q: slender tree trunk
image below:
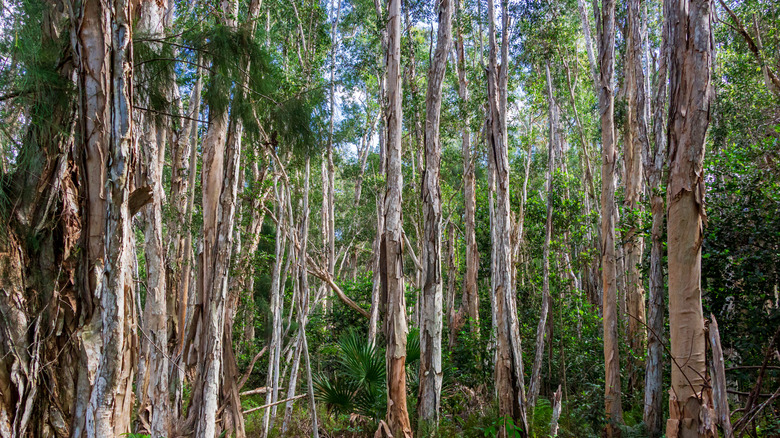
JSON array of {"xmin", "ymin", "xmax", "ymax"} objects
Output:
[
  {"xmin": 561, "ymin": 57, "xmax": 600, "ymax": 308},
  {"xmin": 283, "ymin": 157, "xmax": 313, "ymax": 434},
  {"xmin": 264, "ymin": 175, "xmax": 288, "ymax": 437},
  {"xmin": 576, "ymin": 0, "xmax": 599, "ymax": 87},
  {"xmin": 529, "ymin": 62, "xmax": 558, "ymax": 412},
  {"xmin": 455, "ymin": 0, "xmax": 480, "ymax": 339},
  {"xmin": 625, "ymin": 0, "xmax": 649, "ymax": 393},
  {"xmin": 369, "ymin": 0, "xmax": 389, "ymax": 345},
  {"xmin": 170, "ymin": 55, "xmax": 202, "ymax": 417},
  {"xmin": 324, "ymin": 0, "xmax": 341, "ymax": 308},
  {"xmin": 418, "ymin": 0, "xmax": 452, "ymax": 428},
  {"xmin": 446, "ymin": 223, "xmax": 459, "ymax": 348},
  {"xmin": 666, "ymin": 0, "xmax": 715, "ymax": 435},
  {"xmin": 596, "ymin": 0, "xmax": 624, "ymax": 432},
  {"xmin": 643, "ymin": 0, "xmax": 670, "ymax": 434},
  {"xmin": 383, "ymin": 0, "xmax": 413, "ymax": 433},
  {"xmin": 487, "ymin": 0, "xmax": 529, "ymax": 434}
]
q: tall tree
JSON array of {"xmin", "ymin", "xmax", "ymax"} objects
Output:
[
  {"xmin": 454, "ymin": 0, "xmax": 480, "ymax": 341},
  {"xmin": 665, "ymin": 0, "xmax": 716, "ymax": 434},
  {"xmin": 76, "ymin": 0, "xmax": 139, "ymax": 435},
  {"xmin": 418, "ymin": 0, "xmax": 452, "ymax": 428},
  {"xmin": 184, "ymin": 1, "xmax": 255, "ymax": 434},
  {"xmin": 528, "ymin": 61, "xmax": 558, "ymax": 412},
  {"xmin": 134, "ymin": 1, "xmax": 171, "ymax": 435},
  {"xmin": 382, "ymin": 0, "xmax": 413, "ymax": 434},
  {"xmin": 595, "ymin": 0, "xmax": 624, "ymax": 432},
  {"xmin": 624, "ymin": 0, "xmax": 649, "ymax": 391},
  {"xmin": 643, "ymin": 0, "xmax": 670, "ymax": 434},
  {"xmin": 486, "ymin": 0, "xmax": 528, "ymax": 434}
]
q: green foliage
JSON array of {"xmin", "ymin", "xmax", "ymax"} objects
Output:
[{"xmin": 313, "ymin": 331, "xmax": 386, "ymax": 420}]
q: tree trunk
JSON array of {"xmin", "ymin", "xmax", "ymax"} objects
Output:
[
  {"xmin": 383, "ymin": 0, "xmax": 413, "ymax": 433},
  {"xmin": 369, "ymin": 0, "xmax": 389, "ymax": 347},
  {"xmin": 624, "ymin": 0, "xmax": 649, "ymax": 393},
  {"xmin": 529, "ymin": 62, "xmax": 558, "ymax": 412},
  {"xmin": 487, "ymin": 0, "xmax": 529, "ymax": 434},
  {"xmin": 596, "ymin": 0, "xmax": 624, "ymax": 432},
  {"xmin": 324, "ymin": 0, "xmax": 341, "ymax": 314},
  {"xmin": 0, "ymin": 3, "xmax": 83, "ymax": 435},
  {"xmin": 665, "ymin": 0, "xmax": 715, "ymax": 434},
  {"xmin": 76, "ymin": 1, "xmax": 139, "ymax": 435},
  {"xmin": 643, "ymin": 0, "xmax": 670, "ymax": 433},
  {"xmin": 283, "ymin": 157, "xmax": 313, "ymax": 435},
  {"xmin": 576, "ymin": 0, "xmax": 599, "ymax": 87},
  {"xmin": 170, "ymin": 55, "xmax": 202, "ymax": 418},
  {"xmin": 446, "ymin": 223, "xmax": 460, "ymax": 348},
  {"xmin": 455, "ymin": 0, "xmax": 480, "ymax": 339},
  {"xmin": 134, "ymin": 1, "xmax": 171, "ymax": 435},
  {"xmin": 264, "ymin": 176, "xmax": 289, "ymax": 437},
  {"xmin": 418, "ymin": 0, "xmax": 452, "ymax": 429}
]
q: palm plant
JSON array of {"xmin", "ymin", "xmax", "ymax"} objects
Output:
[{"xmin": 313, "ymin": 332, "xmax": 386, "ymax": 420}]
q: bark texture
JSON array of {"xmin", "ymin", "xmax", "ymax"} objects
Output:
[
  {"xmin": 486, "ymin": 0, "xmax": 528, "ymax": 434},
  {"xmin": 596, "ymin": 0, "xmax": 624, "ymax": 432},
  {"xmin": 643, "ymin": 0, "xmax": 670, "ymax": 433},
  {"xmin": 455, "ymin": 0, "xmax": 479, "ymax": 341},
  {"xmin": 134, "ymin": 1, "xmax": 171, "ymax": 435},
  {"xmin": 78, "ymin": 0, "xmax": 139, "ymax": 435},
  {"xmin": 417, "ymin": 0, "xmax": 452, "ymax": 428},
  {"xmin": 382, "ymin": 0, "xmax": 412, "ymax": 434},
  {"xmin": 0, "ymin": 3, "xmax": 81, "ymax": 436},
  {"xmin": 624, "ymin": 0, "xmax": 648, "ymax": 392},
  {"xmin": 665, "ymin": 0, "xmax": 716, "ymax": 435}
]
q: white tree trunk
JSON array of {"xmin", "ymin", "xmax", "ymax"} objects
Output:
[{"xmin": 418, "ymin": 0, "xmax": 452, "ymax": 428}]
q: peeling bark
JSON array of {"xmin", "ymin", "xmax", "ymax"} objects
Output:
[
  {"xmin": 454, "ymin": 0, "xmax": 479, "ymax": 340},
  {"xmin": 643, "ymin": 0, "xmax": 670, "ymax": 433},
  {"xmin": 624, "ymin": 0, "xmax": 649, "ymax": 393},
  {"xmin": 596, "ymin": 0, "xmax": 624, "ymax": 431},
  {"xmin": 382, "ymin": 0, "xmax": 412, "ymax": 433},
  {"xmin": 665, "ymin": 0, "xmax": 716, "ymax": 434},
  {"xmin": 417, "ymin": 0, "xmax": 452, "ymax": 428},
  {"xmin": 486, "ymin": 0, "xmax": 528, "ymax": 434},
  {"xmin": 134, "ymin": 1, "xmax": 171, "ymax": 435},
  {"xmin": 78, "ymin": 0, "xmax": 139, "ymax": 435}
]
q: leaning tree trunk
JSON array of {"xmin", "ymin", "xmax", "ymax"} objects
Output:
[
  {"xmin": 382, "ymin": 0, "xmax": 413, "ymax": 434},
  {"xmin": 643, "ymin": 0, "xmax": 670, "ymax": 434},
  {"xmin": 487, "ymin": 0, "xmax": 528, "ymax": 434},
  {"xmin": 665, "ymin": 0, "xmax": 716, "ymax": 435},
  {"xmin": 418, "ymin": 0, "xmax": 452, "ymax": 429},
  {"xmin": 624, "ymin": 0, "xmax": 649, "ymax": 393}
]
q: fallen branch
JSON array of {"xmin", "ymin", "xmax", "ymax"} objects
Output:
[
  {"xmin": 307, "ymin": 255, "xmax": 370, "ymax": 319},
  {"xmin": 238, "ymin": 346, "xmax": 268, "ymax": 391},
  {"xmin": 240, "ymin": 387, "xmax": 273, "ymax": 397},
  {"xmin": 727, "ymin": 390, "xmax": 776, "ymax": 398},
  {"xmin": 242, "ymin": 394, "xmax": 307, "ymax": 416},
  {"xmin": 402, "ymin": 231, "xmax": 422, "ymax": 274}
]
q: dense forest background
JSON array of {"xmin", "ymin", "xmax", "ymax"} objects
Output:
[{"xmin": 0, "ymin": 0, "xmax": 778, "ymax": 436}]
